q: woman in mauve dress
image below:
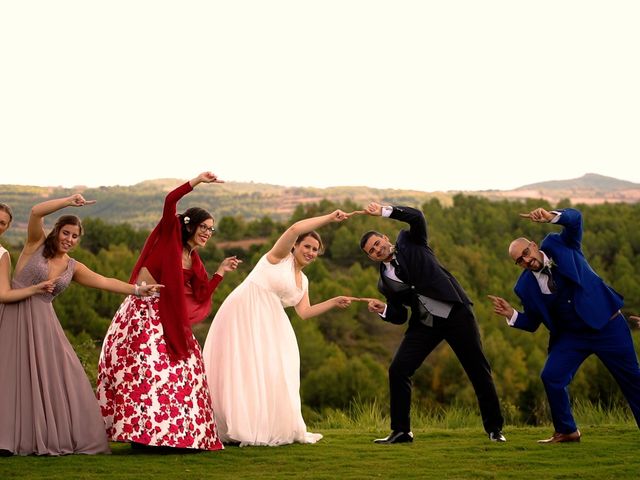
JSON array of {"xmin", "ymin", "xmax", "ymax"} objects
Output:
[{"xmin": 0, "ymin": 196, "xmax": 160, "ymax": 456}]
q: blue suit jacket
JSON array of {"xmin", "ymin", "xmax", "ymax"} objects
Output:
[{"xmin": 512, "ymin": 208, "xmax": 623, "ymax": 334}]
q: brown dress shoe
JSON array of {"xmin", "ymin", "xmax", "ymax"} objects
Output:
[{"xmin": 537, "ymin": 429, "xmax": 581, "ymax": 444}]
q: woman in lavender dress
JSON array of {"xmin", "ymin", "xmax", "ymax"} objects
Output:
[{"xmin": 0, "ymin": 195, "xmax": 159, "ymax": 456}]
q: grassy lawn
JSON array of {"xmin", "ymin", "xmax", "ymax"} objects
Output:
[{"xmin": 1, "ymin": 425, "xmax": 638, "ymax": 480}]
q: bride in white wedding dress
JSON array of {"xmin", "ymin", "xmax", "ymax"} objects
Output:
[{"xmin": 202, "ymin": 209, "xmax": 357, "ymax": 446}]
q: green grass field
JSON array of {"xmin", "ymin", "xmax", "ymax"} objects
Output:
[{"xmin": 2, "ymin": 425, "xmax": 638, "ymax": 480}]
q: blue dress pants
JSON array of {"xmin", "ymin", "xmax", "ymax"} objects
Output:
[{"xmin": 541, "ymin": 314, "xmax": 640, "ymax": 433}]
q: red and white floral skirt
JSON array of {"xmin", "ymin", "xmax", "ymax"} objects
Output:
[{"xmin": 96, "ymin": 295, "xmax": 223, "ymax": 451}]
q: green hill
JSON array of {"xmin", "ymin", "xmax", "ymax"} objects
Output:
[{"xmin": 0, "ymin": 180, "xmax": 449, "ymax": 242}]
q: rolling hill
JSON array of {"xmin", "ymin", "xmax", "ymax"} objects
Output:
[
  {"xmin": 474, "ymin": 173, "xmax": 640, "ymax": 204},
  {"xmin": 1, "ymin": 173, "xmax": 638, "ymax": 242}
]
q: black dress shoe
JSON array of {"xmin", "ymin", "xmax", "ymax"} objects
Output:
[
  {"xmin": 488, "ymin": 430, "xmax": 507, "ymax": 442},
  {"xmin": 373, "ymin": 431, "xmax": 414, "ymax": 444}
]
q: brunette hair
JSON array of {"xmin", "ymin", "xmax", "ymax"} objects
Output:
[
  {"xmin": 359, "ymin": 230, "xmax": 383, "ymax": 250},
  {"xmin": 0, "ymin": 203, "xmax": 13, "ymax": 223},
  {"xmin": 293, "ymin": 231, "xmax": 324, "ymax": 255},
  {"xmin": 42, "ymin": 215, "xmax": 83, "ymax": 259},
  {"xmin": 177, "ymin": 207, "xmax": 213, "ymax": 248}
]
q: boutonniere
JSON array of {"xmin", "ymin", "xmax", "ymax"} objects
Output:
[{"xmin": 547, "ymin": 258, "xmax": 556, "ymax": 269}]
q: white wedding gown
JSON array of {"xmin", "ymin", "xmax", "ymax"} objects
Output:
[{"xmin": 202, "ymin": 253, "xmax": 322, "ymax": 446}]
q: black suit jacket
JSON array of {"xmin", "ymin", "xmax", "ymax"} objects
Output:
[{"xmin": 378, "ymin": 206, "xmax": 471, "ymax": 325}]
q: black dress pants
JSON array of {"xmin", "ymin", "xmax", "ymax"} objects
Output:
[{"xmin": 388, "ymin": 303, "xmax": 504, "ymax": 433}]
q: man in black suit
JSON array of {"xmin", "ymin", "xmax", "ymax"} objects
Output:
[{"xmin": 360, "ymin": 202, "xmax": 505, "ymax": 444}]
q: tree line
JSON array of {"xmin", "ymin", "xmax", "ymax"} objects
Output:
[{"xmin": 4, "ymin": 195, "xmax": 639, "ymax": 425}]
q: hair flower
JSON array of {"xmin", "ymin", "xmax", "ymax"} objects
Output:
[{"xmin": 183, "ymin": 216, "xmax": 190, "ymax": 224}]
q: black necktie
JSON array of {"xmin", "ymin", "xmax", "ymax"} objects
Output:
[
  {"xmin": 390, "ymin": 258, "xmax": 402, "ymax": 281},
  {"xmin": 540, "ymin": 266, "xmax": 556, "ymax": 293}
]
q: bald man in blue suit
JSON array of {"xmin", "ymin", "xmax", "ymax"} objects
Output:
[{"xmin": 489, "ymin": 207, "xmax": 640, "ymax": 443}]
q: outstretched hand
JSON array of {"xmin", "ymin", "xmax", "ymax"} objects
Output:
[
  {"xmin": 629, "ymin": 315, "xmax": 640, "ymax": 327},
  {"xmin": 364, "ymin": 202, "xmax": 383, "ymax": 216},
  {"xmin": 487, "ymin": 295, "xmax": 514, "ymax": 319},
  {"xmin": 345, "ymin": 210, "xmax": 366, "ymax": 217},
  {"xmin": 357, "ymin": 297, "xmax": 386, "ymax": 314},
  {"xmin": 329, "ymin": 209, "xmax": 351, "ymax": 222},
  {"xmin": 196, "ymin": 171, "xmax": 225, "ymax": 184},
  {"xmin": 519, "ymin": 207, "xmax": 554, "ymax": 223},
  {"xmin": 138, "ymin": 282, "xmax": 164, "ymax": 297},
  {"xmin": 68, "ymin": 194, "xmax": 96, "ymax": 207},
  {"xmin": 218, "ymin": 255, "xmax": 243, "ymax": 273},
  {"xmin": 35, "ymin": 278, "xmax": 59, "ymax": 294},
  {"xmin": 332, "ymin": 296, "xmax": 360, "ymax": 309}
]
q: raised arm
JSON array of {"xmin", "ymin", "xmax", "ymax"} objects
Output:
[
  {"xmin": 365, "ymin": 202, "xmax": 427, "ymax": 244},
  {"xmin": 26, "ymin": 194, "xmax": 96, "ymax": 248},
  {"xmin": 519, "ymin": 207, "xmax": 582, "ymax": 250},
  {"xmin": 267, "ymin": 209, "xmax": 349, "ymax": 263},
  {"xmin": 162, "ymin": 172, "xmax": 224, "ymax": 220}
]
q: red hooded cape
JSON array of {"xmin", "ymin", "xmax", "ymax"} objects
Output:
[{"xmin": 129, "ymin": 182, "xmax": 222, "ymax": 361}]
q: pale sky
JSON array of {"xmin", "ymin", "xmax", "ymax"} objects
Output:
[{"xmin": 1, "ymin": 1, "xmax": 639, "ymax": 192}]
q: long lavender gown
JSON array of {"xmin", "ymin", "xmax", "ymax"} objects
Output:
[{"xmin": 0, "ymin": 245, "xmax": 110, "ymax": 455}]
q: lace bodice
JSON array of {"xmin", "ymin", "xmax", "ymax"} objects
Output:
[
  {"xmin": 245, "ymin": 254, "xmax": 308, "ymax": 308},
  {"xmin": 11, "ymin": 245, "xmax": 76, "ymax": 302}
]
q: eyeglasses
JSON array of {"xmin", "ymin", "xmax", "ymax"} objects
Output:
[
  {"xmin": 515, "ymin": 243, "xmax": 532, "ymax": 266},
  {"xmin": 197, "ymin": 224, "xmax": 216, "ymax": 235}
]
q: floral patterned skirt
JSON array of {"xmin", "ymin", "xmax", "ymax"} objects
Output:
[{"xmin": 96, "ymin": 295, "xmax": 222, "ymax": 451}]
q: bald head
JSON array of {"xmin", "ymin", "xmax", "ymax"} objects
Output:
[
  {"xmin": 508, "ymin": 237, "xmax": 530, "ymax": 258},
  {"xmin": 509, "ymin": 237, "xmax": 544, "ymax": 271}
]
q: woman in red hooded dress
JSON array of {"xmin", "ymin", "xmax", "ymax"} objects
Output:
[{"xmin": 96, "ymin": 171, "xmax": 240, "ymax": 451}]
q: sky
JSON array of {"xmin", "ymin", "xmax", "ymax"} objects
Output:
[{"xmin": 1, "ymin": 1, "xmax": 639, "ymax": 192}]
